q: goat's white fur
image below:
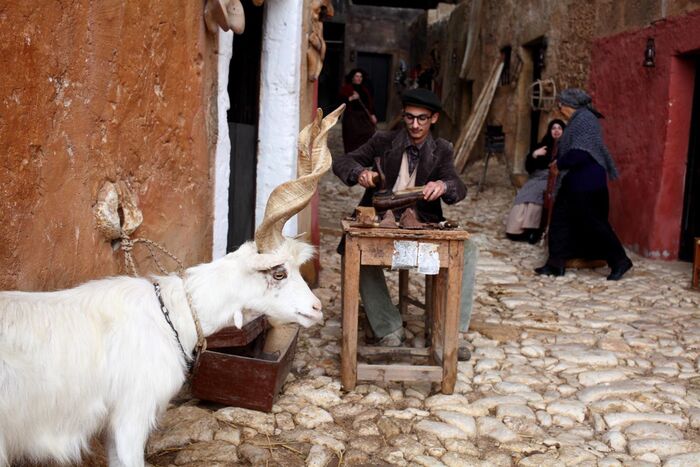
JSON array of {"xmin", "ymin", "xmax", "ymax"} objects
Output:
[{"xmin": 0, "ymin": 239, "xmax": 321, "ymax": 466}]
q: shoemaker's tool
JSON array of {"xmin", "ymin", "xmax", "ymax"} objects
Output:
[{"xmin": 371, "ymin": 156, "xmax": 425, "ymax": 212}]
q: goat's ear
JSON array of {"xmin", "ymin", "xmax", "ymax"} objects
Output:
[
  {"xmin": 233, "ymin": 308, "xmax": 244, "ymax": 329},
  {"xmin": 249, "ymin": 252, "xmax": 285, "ymax": 271}
]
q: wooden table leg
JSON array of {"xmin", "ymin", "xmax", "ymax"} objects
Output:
[
  {"xmin": 399, "ymin": 269, "xmax": 409, "ymax": 317},
  {"xmin": 341, "ymin": 236, "xmax": 361, "ymax": 391},
  {"xmin": 424, "ymin": 275, "xmax": 434, "ymax": 341},
  {"xmin": 442, "ymin": 241, "xmax": 464, "ymax": 394},
  {"xmin": 431, "ymin": 269, "xmax": 446, "ymax": 365}
]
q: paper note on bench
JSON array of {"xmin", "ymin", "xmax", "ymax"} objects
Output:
[
  {"xmin": 417, "ymin": 243, "xmax": 440, "ymax": 275},
  {"xmin": 391, "ymin": 241, "xmax": 440, "ymax": 275},
  {"xmin": 392, "ymin": 241, "xmax": 418, "ymax": 269}
]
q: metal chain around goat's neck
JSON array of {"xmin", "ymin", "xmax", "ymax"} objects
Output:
[{"xmin": 120, "ymin": 233, "xmax": 207, "ymax": 367}]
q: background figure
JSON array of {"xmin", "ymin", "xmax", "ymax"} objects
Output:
[
  {"xmin": 339, "ymin": 68, "xmax": 377, "ymax": 153},
  {"xmin": 506, "ymin": 119, "xmax": 566, "ymax": 244},
  {"xmin": 535, "ymin": 88, "xmax": 633, "ymax": 280}
]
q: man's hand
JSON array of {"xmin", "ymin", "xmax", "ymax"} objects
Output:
[
  {"xmin": 349, "ymin": 91, "xmax": 359, "ymax": 101},
  {"xmin": 358, "ymin": 169, "xmax": 378, "ymax": 188},
  {"xmin": 423, "ymin": 180, "xmax": 446, "ymax": 201},
  {"xmin": 370, "ymin": 114, "xmax": 378, "ymax": 125}
]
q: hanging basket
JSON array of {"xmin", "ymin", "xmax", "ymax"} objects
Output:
[{"xmin": 529, "ymin": 79, "xmax": 557, "ymax": 111}]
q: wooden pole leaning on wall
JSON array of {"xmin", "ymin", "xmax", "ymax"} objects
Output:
[{"xmin": 453, "ymin": 60, "xmax": 504, "ymax": 174}]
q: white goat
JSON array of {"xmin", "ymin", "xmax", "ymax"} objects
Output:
[{"xmin": 0, "ymin": 106, "xmax": 344, "ymax": 467}]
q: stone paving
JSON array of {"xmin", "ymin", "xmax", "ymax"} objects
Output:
[{"xmin": 146, "ymin": 127, "xmax": 700, "ymax": 466}]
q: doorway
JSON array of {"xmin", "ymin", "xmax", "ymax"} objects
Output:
[
  {"xmin": 318, "ymin": 22, "xmax": 345, "ymax": 117},
  {"xmin": 226, "ymin": 0, "xmax": 263, "ymax": 252},
  {"xmin": 357, "ymin": 52, "xmax": 392, "ymax": 122},
  {"xmin": 524, "ymin": 37, "xmax": 547, "ymax": 151},
  {"xmin": 680, "ymin": 57, "xmax": 700, "ymax": 261}
]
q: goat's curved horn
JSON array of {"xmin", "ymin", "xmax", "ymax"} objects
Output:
[{"xmin": 255, "ymin": 104, "xmax": 345, "ymax": 253}]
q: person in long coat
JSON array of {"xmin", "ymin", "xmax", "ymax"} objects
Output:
[
  {"xmin": 535, "ymin": 88, "xmax": 633, "ymax": 280},
  {"xmin": 339, "ymin": 68, "xmax": 377, "ymax": 153}
]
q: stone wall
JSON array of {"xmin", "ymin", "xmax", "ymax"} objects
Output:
[
  {"xmin": 344, "ymin": 4, "xmax": 423, "ymax": 121},
  {"xmin": 424, "ymin": 0, "xmax": 700, "ymax": 174},
  {"xmin": 430, "ymin": 0, "xmax": 598, "ymax": 171},
  {"xmin": 0, "ymin": 2, "xmax": 217, "ymax": 290}
]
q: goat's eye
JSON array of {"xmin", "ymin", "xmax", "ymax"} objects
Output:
[{"xmin": 270, "ymin": 266, "xmax": 287, "ymax": 281}]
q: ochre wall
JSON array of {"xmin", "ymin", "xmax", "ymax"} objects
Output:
[
  {"xmin": 0, "ymin": 2, "xmax": 217, "ymax": 290},
  {"xmin": 589, "ymin": 10, "xmax": 700, "ymax": 259},
  {"xmin": 431, "ymin": 0, "xmax": 598, "ymax": 171},
  {"xmin": 426, "ymin": 0, "xmax": 700, "ymax": 174}
]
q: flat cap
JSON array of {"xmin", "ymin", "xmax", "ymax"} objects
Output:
[{"xmin": 401, "ymin": 88, "xmax": 442, "ymax": 112}]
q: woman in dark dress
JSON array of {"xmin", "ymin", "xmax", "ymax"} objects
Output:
[
  {"xmin": 535, "ymin": 88, "xmax": 633, "ymax": 281},
  {"xmin": 506, "ymin": 119, "xmax": 565, "ymax": 243},
  {"xmin": 339, "ymin": 68, "xmax": 377, "ymax": 153}
]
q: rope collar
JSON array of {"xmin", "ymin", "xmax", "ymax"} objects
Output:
[
  {"xmin": 153, "ymin": 281, "xmax": 193, "ymax": 371},
  {"xmin": 121, "ymin": 233, "xmax": 207, "ymax": 375}
]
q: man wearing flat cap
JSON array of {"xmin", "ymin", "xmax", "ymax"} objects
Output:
[{"xmin": 333, "ymin": 88, "xmax": 476, "ymax": 349}]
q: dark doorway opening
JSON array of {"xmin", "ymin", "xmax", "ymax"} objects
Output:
[
  {"xmin": 318, "ymin": 22, "xmax": 345, "ymax": 117},
  {"xmin": 357, "ymin": 52, "xmax": 392, "ymax": 122},
  {"xmin": 524, "ymin": 37, "xmax": 547, "ymax": 151},
  {"xmin": 226, "ymin": 1, "xmax": 263, "ymax": 252},
  {"xmin": 680, "ymin": 57, "xmax": 700, "ymax": 261}
]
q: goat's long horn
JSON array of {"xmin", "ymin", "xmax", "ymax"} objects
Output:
[{"xmin": 255, "ymin": 104, "xmax": 345, "ymax": 253}]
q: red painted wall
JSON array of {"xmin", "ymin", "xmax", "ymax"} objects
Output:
[{"xmin": 588, "ymin": 10, "xmax": 700, "ymax": 260}]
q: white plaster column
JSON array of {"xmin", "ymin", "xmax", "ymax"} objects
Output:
[
  {"xmin": 255, "ymin": 0, "xmax": 304, "ymax": 235},
  {"xmin": 212, "ymin": 29, "xmax": 234, "ymax": 259}
]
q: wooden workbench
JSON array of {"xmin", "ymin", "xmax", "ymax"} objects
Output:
[{"xmin": 340, "ymin": 220, "xmax": 470, "ymax": 394}]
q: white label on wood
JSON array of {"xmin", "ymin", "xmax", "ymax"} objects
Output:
[
  {"xmin": 417, "ymin": 243, "xmax": 440, "ymax": 275},
  {"xmin": 392, "ymin": 240, "xmax": 418, "ymax": 269}
]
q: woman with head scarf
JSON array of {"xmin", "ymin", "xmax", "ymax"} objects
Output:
[
  {"xmin": 339, "ymin": 68, "xmax": 377, "ymax": 153},
  {"xmin": 506, "ymin": 118, "xmax": 566, "ymax": 244},
  {"xmin": 535, "ymin": 88, "xmax": 633, "ymax": 280}
]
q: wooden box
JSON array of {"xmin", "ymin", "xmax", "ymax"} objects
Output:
[{"xmin": 191, "ymin": 320, "xmax": 299, "ymax": 413}]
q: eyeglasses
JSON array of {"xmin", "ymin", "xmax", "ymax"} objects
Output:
[{"xmin": 403, "ymin": 112, "xmax": 433, "ymax": 124}]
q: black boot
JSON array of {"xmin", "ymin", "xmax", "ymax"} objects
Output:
[
  {"xmin": 506, "ymin": 232, "xmax": 527, "ymax": 242},
  {"xmin": 607, "ymin": 258, "xmax": 633, "ymax": 281},
  {"xmin": 526, "ymin": 229, "xmax": 542, "ymax": 244},
  {"xmin": 534, "ymin": 264, "xmax": 565, "ymax": 276}
]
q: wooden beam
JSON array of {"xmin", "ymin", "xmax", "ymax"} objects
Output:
[{"xmin": 357, "ymin": 364, "xmax": 443, "ymax": 382}]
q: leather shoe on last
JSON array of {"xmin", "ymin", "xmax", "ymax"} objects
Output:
[
  {"xmin": 607, "ymin": 258, "xmax": 633, "ymax": 281},
  {"xmin": 534, "ymin": 264, "xmax": 565, "ymax": 277}
]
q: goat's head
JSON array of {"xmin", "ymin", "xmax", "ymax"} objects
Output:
[
  {"xmin": 228, "ymin": 238, "xmax": 321, "ymax": 328},
  {"xmin": 206, "ymin": 105, "xmax": 344, "ymax": 331}
]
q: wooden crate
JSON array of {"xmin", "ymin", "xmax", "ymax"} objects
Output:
[{"xmin": 191, "ymin": 324, "xmax": 299, "ymax": 412}]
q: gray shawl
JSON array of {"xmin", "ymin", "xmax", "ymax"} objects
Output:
[{"xmin": 558, "ymin": 107, "xmax": 619, "ymax": 180}]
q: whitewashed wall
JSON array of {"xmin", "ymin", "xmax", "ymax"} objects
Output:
[
  {"xmin": 213, "ymin": 1, "xmax": 304, "ymax": 258},
  {"xmin": 212, "ymin": 29, "xmax": 234, "ymax": 259},
  {"xmin": 255, "ymin": 0, "xmax": 304, "ymax": 235}
]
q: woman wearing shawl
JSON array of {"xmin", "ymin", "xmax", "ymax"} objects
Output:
[
  {"xmin": 340, "ymin": 68, "xmax": 377, "ymax": 153},
  {"xmin": 535, "ymin": 89, "xmax": 633, "ymax": 280},
  {"xmin": 506, "ymin": 119, "xmax": 566, "ymax": 244}
]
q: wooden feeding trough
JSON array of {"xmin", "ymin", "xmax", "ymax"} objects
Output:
[{"xmin": 191, "ymin": 316, "xmax": 299, "ymax": 412}]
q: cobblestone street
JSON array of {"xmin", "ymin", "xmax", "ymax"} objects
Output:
[{"xmin": 146, "ymin": 127, "xmax": 700, "ymax": 466}]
